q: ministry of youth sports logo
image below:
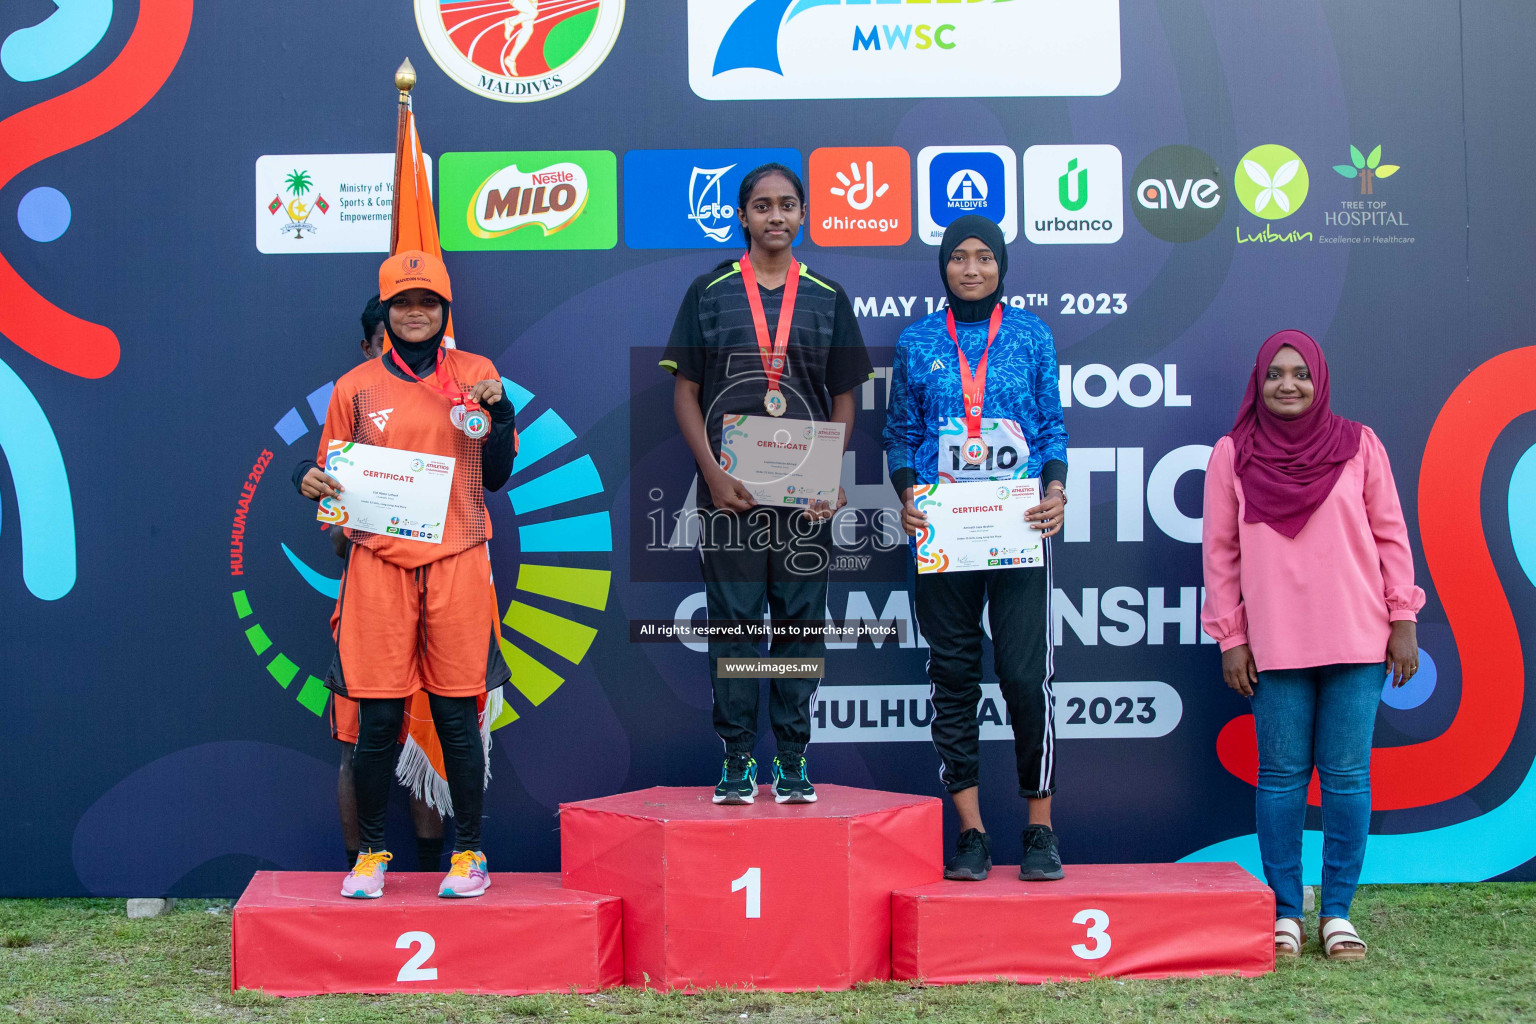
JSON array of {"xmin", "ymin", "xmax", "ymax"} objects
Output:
[{"xmin": 416, "ymin": 0, "xmax": 625, "ymax": 104}]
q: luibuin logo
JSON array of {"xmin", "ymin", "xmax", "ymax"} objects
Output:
[
  {"xmin": 1234, "ymin": 145, "xmax": 1309, "ymax": 219},
  {"xmin": 1059, "ymin": 159, "xmax": 1088, "ymax": 212},
  {"xmin": 1334, "ymin": 144, "xmax": 1399, "ymax": 195}
]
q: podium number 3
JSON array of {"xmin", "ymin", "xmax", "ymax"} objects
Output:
[
  {"xmin": 731, "ymin": 867, "xmax": 762, "ymax": 918},
  {"xmin": 396, "ymin": 931, "xmax": 439, "ymax": 982},
  {"xmin": 1071, "ymin": 909, "xmax": 1111, "ymax": 960}
]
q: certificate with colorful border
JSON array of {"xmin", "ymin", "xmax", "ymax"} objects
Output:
[
  {"xmin": 913, "ymin": 478, "xmax": 1043, "ymax": 573},
  {"xmin": 317, "ymin": 440, "xmax": 455, "ymax": 544}
]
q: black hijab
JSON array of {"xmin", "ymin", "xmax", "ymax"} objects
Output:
[
  {"xmin": 939, "ymin": 215, "xmax": 1008, "ymax": 323},
  {"xmin": 383, "ymin": 295, "xmax": 452, "ymax": 375}
]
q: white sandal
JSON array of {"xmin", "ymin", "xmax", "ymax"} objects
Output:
[
  {"xmin": 1320, "ymin": 917, "xmax": 1367, "ymax": 961},
  {"xmin": 1274, "ymin": 917, "xmax": 1303, "ymax": 957}
]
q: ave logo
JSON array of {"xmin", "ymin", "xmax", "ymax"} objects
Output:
[
  {"xmin": 1024, "ymin": 145, "xmax": 1123, "ymax": 244},
  {"xmin": 1130, "ymin": 145, "xmax": 1226, "ymax": 242},
  {"xmin": 809, "ymin": 147, "xmax": 911, "ymax": 246}
]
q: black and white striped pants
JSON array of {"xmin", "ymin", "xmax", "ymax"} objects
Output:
[{"xmin": 914, "ymin": 541, "xmax": 1055, "ymax": 798}]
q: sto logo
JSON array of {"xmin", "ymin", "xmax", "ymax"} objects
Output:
[
  {"xmin": 0, "ymin": 1, "xmax": 193, "ymax": 601},
  {"xmin": 1216, "ymin": 347, "xmax": 1536, "ymax": 814}
]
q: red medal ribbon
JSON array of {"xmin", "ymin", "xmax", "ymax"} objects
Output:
[
  {"xmin": 738, "ymin": 251, "xmax": 800, "ymax": 399},
  {"xmin": 947, "ymin": 304, "xmax": 1004, "ymax": 444},
  {"xmin": 389, "ymin": 347, "xmax": 479, "ymax": 413}
]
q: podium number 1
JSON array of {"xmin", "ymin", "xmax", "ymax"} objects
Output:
[
  {"xmin": 1071, "ymin": 909, "xmax": 1111, "ymax": 960},
  {"xmin": 396, "ymin": 931, "xmax": 439, "ymax": 982},
  {"xmin": 731, "ymin": 867, "xmax": 761, "ymax": 918}
]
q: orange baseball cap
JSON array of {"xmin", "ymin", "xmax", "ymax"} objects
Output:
[{"xmin": 379, "ymin": 249, "xmax": 452, "ymax": 302}]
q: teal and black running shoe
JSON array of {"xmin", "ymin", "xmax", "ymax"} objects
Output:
[
  {"xmin": 771, "ymin": 753, "xmax": 817, "ymax": 804},
  {"xmin": 713, "ymin": 754, "xmax": 758, "ymax": 805}
]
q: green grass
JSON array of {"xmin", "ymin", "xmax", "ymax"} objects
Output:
[{"xmin": 2, "ymin": 886, "xmax": 1534, "ymax": 1023}]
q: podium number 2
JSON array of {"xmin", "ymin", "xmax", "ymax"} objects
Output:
[
  {"xmin": 731, "ymin": 867, "xmax": 761, "ymax": 918},
  {"xmin": 396, "ymin": 931, "xmax": 439, "ymax": 982},
  {"xmin": 1071, "ymin": 909, "xmax": 1111, "ymax": 960}
]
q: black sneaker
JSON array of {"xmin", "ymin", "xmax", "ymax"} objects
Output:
[
  {"xmin": 712, "ymin": 754, "xmax": 758, "ymax": 805},
  {"xmin": 1019, "ymin": 824, "xmax": 1064, "ymax": 880},
  {"xmin": 771, "ymin": 753, "xmax": 817, "ymax": 803},
  {"xmin": 944, "ymin": 828, "xmax": 992, "ymax": 880}
]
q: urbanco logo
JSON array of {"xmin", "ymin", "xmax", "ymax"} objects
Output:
[
  {"xmin": 1129, "ymin": 145, "xmax": 1226, "ymax": 243},
  {"xmin": 623, "ymin": 148, "xmax": 803, "ymax": 249},
  {"xmin": 917, "ymin": 145, "xmax": 1017, "ymax": 245},
  {"xmin": 1234, "ymin": 145, "xmax": 1309, "ymax": 219},
  {"xmin": 1023, "ymin": 145, "xmax": 1123, "ymax": 244},
  {"xmin": 439, "ymin": 151, "xmax": 617, "ymax": 251},
  {"xmin": 416, "ymin": 0, "xmax": 625, "ymax": 103},
  {"xmin": 809, "ymin": 146, "xmax": 911, "ymax": 246},
  {"xmin": 687, "ymin": 0, "xmax": 1120, "ymax": 101}
]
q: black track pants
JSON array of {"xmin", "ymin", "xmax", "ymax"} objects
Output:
[
  {"xmin": 700, "ymin": 508, "xmax": 830, "ymax": 757},
  {"xmin": 914, "ymin": 541, "xmax": 1055, "ymax": 797},
  {"xmin": 353, "ymin": 693, "xmax": 484, "ymax": 852}
]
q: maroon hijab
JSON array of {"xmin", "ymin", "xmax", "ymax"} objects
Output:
[{"xmin": 1228, "ymin": 330, "xmax": 1363, "ymax": 539}]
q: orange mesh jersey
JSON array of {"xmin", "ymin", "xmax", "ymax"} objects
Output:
[{"xmin": 318, "ymin": 349, "xmax": 503, "ymax": 570}]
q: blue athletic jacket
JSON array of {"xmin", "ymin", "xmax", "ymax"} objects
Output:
[{"xmin": 883, "ymin": 305, "xmax": 1068, "ymax": 496}]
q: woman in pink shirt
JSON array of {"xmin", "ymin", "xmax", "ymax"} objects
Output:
[{"xmin": 1201, "ymin": 330, "xmax": 1424, "ymax": 961}]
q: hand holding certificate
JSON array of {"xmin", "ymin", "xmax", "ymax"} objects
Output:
[
  {"xmin": 913, "ymin": 478, "xmax": 1044, "ymax": 573},
  {"xmin": 317, "ymin": 440, "xmax": 455, "ymax": 543},
  {"xmin": 718, "ymin": 414, "xmax": 846, "ymax": 510}
]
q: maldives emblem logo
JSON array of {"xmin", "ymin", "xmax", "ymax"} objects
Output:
[
  {"xmin": 416, "ymin": 0, "xmax": 626, "ymax": 104},
  {"xmin": 268, "ymin": 169, "xmax": 329, "ymax": 240}
]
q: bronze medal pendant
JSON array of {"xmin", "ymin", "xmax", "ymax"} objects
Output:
[
  {"xmin": 961, "ymin": 436, "xmax": 989, "ymax": 466},
  {"xmin": 739, "ymin": 251, "xmax": 800, "ymax": 421}
]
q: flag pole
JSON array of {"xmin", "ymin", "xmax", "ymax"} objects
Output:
[{"xmin": 389, "ymin": 58, "xmax": 416, "ymax": 255}]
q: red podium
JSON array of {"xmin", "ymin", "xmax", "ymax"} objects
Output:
[
  {"xmin": 560, "ymin": 785, "xmax": 942, "ymax": 991},
  {"xmin": 231, "ymin": 872, "xmax": 622, "ymax": 995},
  {"xmin": 891, "ymin": 862, "xmax": 1274, "ymax": 984}
]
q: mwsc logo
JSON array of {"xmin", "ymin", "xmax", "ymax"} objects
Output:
[{"xmin": 688, "ymin": 0, "xmax": 1120, "ymax": 100}]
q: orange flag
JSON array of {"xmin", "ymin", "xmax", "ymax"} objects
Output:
[
  {"xmin": 387, "ymin": 65, "xmax": 504, "ymax": 813},
  {"xmin": 389, "ymin": 79, "xmax": 454, "ymax": 347}
]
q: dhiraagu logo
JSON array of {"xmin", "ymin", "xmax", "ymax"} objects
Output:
[
  {"xmin": 228, "ymin": 375, "xmax": 613, "ymax": 734},
  {"xmin": 688, "ymin": 0, "xmax": 1120, "ymax": 100}
]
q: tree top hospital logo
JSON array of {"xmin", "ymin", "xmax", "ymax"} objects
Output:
[
  {"xmin": 622, "ymin": 148, "xmax": 803, "ymax": 249},
  {"xmin": 1023, "ymin": 144, "xmax": 1123, "ymax": 245},
  {"xmin": 416, "ymin": 0, "xmax": 626, "ymax": 103},
  {"xmin": 1129, "ymin": 145, "xmax": 1226, "ymax": 243},
  {"xmin": 917, "ymin": 146, "xmax": 1017, "ymax": 245},
  {"xmin": 1234, "ymin": 144, "xmax": 1309, "ymax": 219},
  {"xmin": 687, "ymin": 0, "xmax": 1120, "ymax": 100}
]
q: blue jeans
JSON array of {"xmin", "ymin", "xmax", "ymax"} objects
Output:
[{"xmin": 1249, "ymin": 662, "xmax": 1382, "ymax": 920}]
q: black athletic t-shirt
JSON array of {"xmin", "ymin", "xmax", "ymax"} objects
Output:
[{"xmin": 662, "ymin": 258, "xmax": 873, "ymax": 508}]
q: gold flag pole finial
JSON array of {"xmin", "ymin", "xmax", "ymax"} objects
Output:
[{"xmin": 395, "ymin": 58, "xmax": 417, "ymax": 102}]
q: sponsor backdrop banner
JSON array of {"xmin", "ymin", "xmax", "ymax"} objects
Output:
[{"xmin": 2, "ymin": 0, "xmax": 1534, "ymax": 895}]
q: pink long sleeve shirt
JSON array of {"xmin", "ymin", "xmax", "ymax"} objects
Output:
[{"xmin": 1200, "ymin": 426, "xmax": 1426, "ymax": 672}]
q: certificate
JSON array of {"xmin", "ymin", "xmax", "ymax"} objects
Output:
[
  {"xmin": 316, "ymin": 440, "xmax": 456, "ymax": 544},
  {"xmin": 913, "ymin": 478, "xmax": 1044, "ymax": 573},
  {"xmin": 718, "ymin": 414, "xmax": 846, "ymax": 508}
]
